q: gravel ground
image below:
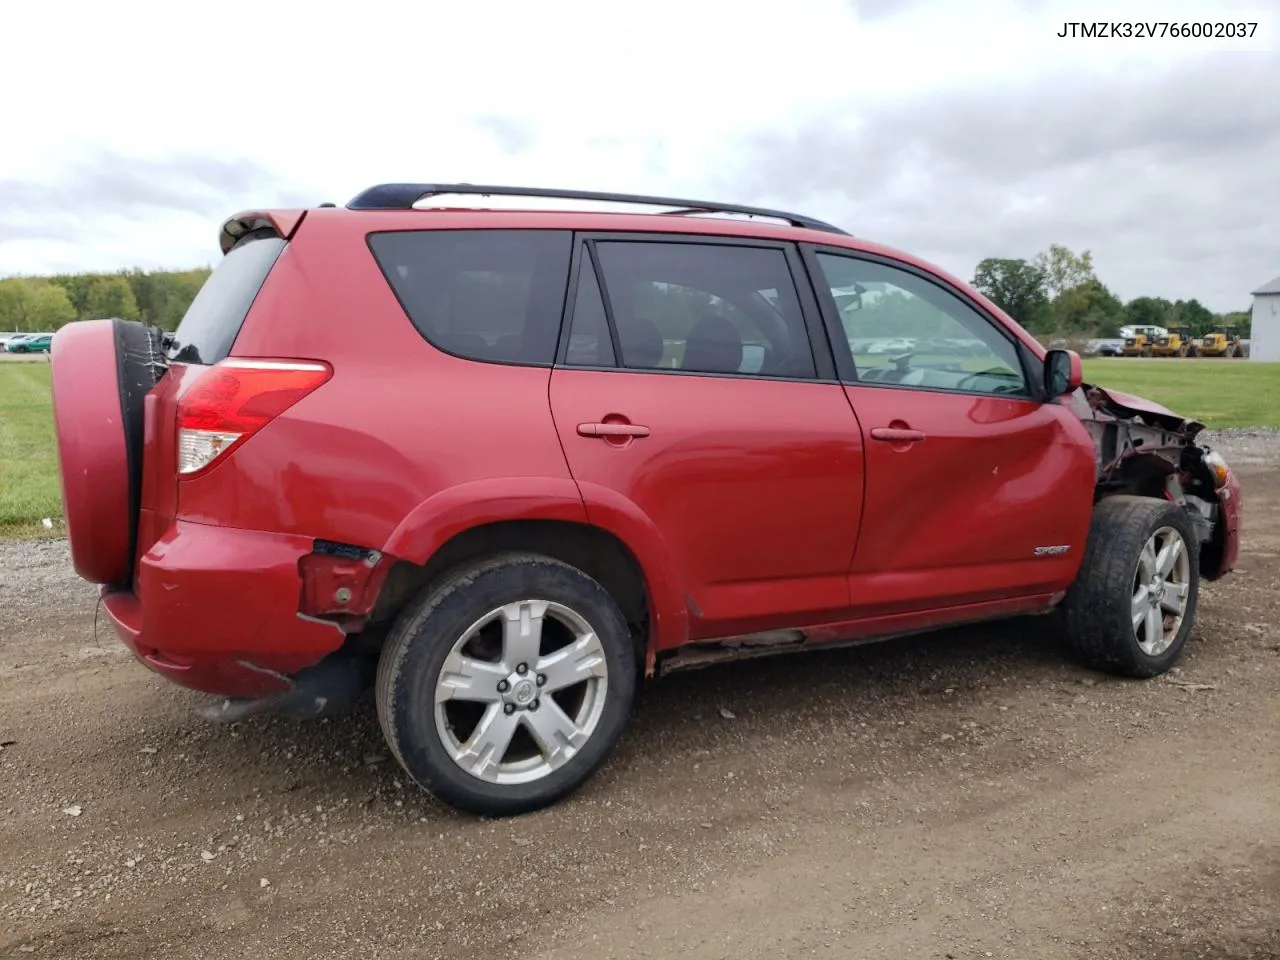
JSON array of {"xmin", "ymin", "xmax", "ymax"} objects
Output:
[
  {"xmin": 1199, "ymin": 427, "xmax": 1280, "ymax": 466},
  {"xmin": 1, "ymin": 436, "xmax": 1278, "ymax": 959}
]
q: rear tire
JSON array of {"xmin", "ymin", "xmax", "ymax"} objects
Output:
[
  {"xmin": 376, "ymin": 553, "xmax": 636, "ymax": 816},
  {"xmin": 1061, "ymin": 496, "xmax": 1199, "ymax": 678}
]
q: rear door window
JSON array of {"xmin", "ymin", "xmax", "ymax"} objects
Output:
[
  {"xmin": 368, "ymin": 229, "xmax": 573, "ymax": 365},
  {"xmin": 564, "ymin": 239, "xmax": 817, "ymax": 379},
  {"xmin": 168, "ymin": 235, "xmax": 286, "ymax": 364}
]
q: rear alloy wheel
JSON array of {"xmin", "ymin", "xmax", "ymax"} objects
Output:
[
  {"xmin": 376, "ymin": 554, "xmax": 636, "ymax": 816},
  {"xmin": 1061, "ymin": 496, "xmax": 1199, "ymax": 677}
]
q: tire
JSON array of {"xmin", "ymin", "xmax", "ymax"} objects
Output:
[
  {"xmin": 1061, "ymin": 496, "xmax": 1199, "ymax": 678},
  {"xmin": 50, "ymin": 318, "xmax": 166, "ymax": 585},
  {"xmin": 376, "ymin": 553, "xmax": 637, "ymax": 816},
  {"xmin": 1187, "ymin": 345, "xmax": 1198, "ymax": 358}
]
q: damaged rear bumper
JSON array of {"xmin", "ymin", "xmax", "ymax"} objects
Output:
[{"xmin": 101, "ymin": 521, "xmax": 350, "ymax": 698}]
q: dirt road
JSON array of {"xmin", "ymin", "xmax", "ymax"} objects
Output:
[{"xmin": 2, "ymin": 432, "xmax": 1278, "ymax": 960}]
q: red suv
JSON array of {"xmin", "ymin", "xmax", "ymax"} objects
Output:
[{"xmin": 51, "ymin": 183, "xmax": 1243, "ymax": 816}]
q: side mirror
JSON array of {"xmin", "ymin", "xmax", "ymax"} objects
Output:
[{"xmin": 1043, "ymin": 348, "xmax": 1082, "ymax": 398}]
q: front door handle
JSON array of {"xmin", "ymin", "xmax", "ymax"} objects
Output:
[
  {"xmin": 577, "ymin": 422, "xmax": 651, "ymax": 439},
  {"xmin": 870, "ymin": 427, "xmax": 926, "ymax": 443}
]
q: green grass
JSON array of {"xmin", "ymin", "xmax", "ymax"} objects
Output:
[
  {"xmin": 0, "ymin": 356, "xmax": 1276, "ymax": 536},
  {"xmin": 1081, "ymin": 358, "xmax": 1280, "ymax": 428},
  {"xmin": 0, "ymin": 363, "xmax": 60, "ymax": 537}
]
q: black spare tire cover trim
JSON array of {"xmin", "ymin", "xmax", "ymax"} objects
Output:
[{"xmin": 111, "ymin": 319, "xmax": 167, "ymax": 582}]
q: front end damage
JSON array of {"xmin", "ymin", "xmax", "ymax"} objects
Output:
[{"xmin": 1066, "ymin": 383, "xmax": 1241, "ymax": 580}]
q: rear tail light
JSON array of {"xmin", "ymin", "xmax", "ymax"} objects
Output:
[{"xmin": 177, "ymin": 359, "xmax": 331, "ymax": 476}]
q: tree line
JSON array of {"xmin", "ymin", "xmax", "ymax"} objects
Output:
[
  {"xmin": 972, "ymin": 245, "xmax": 1251, "ymax": 340},
  {"xmin": 0, "ymin": 268, "xmax": 211, "ymax": 333}
]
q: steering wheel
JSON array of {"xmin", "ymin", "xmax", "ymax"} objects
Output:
[{"xmin": 956, "ymin": 371, "xmax": 1020, "ymax": 394}]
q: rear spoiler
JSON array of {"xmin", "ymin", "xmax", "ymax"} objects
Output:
[{"xmin": 218, "ymin": 209, "xmax": 308, "ymax": 255}]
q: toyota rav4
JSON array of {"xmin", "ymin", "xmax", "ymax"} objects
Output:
[{"xmin": 50, "ymin": 183, "xmax": 1243, "ymax": 816}]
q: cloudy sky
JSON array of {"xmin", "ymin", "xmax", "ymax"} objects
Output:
[{"xmin": 2, "ymin": 0, "xmax": 1277, "ymax": 310}]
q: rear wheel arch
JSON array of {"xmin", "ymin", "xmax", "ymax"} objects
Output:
[
  {"xmin": 380, "ymin": 479, "xmax": 690, "ymax": 660},
  {"xmin": 381, "ymin": 478, "xmax": 590, "ymax": 565},
  {"xmin": 376, "ymin": 518, "xmax": 659, "ymax": 670}
]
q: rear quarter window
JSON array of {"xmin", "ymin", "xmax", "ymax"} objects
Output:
[
  {"xmin": 367, "ymin": 229, "xmax": 573, "ymax": 365},
  {"xmin": 169, "ymin": 234, "xmax": 286, "ymax": 364}
]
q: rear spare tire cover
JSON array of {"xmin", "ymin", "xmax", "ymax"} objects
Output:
[{"xmin": 50, "ymin": 319, "xmax": 166, "ymax": 586}]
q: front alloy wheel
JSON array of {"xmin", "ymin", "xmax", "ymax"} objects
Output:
[
  {"xmin": 1061, "ymin": 495, "xmax": 1201, "ymax": 677},
  {"xmin": 1131, "ymin": 526, "xmax": 1191, "ymax": 657}
]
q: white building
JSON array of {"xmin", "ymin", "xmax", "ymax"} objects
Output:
[{"xmin": 1252, "ymin": 274, "xmax": 1280, "ymax": 361}]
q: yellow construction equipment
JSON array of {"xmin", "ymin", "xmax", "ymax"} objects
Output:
[
  {"xmin": 1121, "ymin": 326, "xmax": 1162, "ymax": 357},
  {"xmin": 1150, "ymin": 326, "xmax": 1194, "ymax": 357},
  {"xmin": 1195, "ymin": 326, "xmax": 1245, "ymax": 358}
]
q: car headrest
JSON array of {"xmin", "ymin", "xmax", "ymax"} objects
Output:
[
  {"xmin": 619, "ymin": 316, "xmax": 665, "ymax": 368},
  {"xmin": 682, "ymin": 314, "xmax": 743, "ymax": 374}
]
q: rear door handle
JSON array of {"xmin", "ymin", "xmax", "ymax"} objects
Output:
[
  {"xmin": 870, "ymin": 427, "xmax": 926, "ymax": 443},
  {"xmin": 577, "ymin": 422, "xmax": 651, "ymax": 439}
]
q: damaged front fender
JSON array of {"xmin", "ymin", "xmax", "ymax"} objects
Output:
[
  {"xmin": 1086, "ymin": 384, "xmax": 1204, "ymax": 438},
  {"xmin": 1063, "ymin": 382, "xmax": 1204, "ymax": 481},
  {"xmin": 1066, "ymin": 380, "xmax": 1239, "ymax": 581}
]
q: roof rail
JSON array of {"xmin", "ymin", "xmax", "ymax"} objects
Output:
[{"xmin": 344, "ymin": 183, "xmax": 849, "ymax": 235}]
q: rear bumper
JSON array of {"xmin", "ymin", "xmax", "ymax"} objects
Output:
[{"xmin": 101, "ymin": 521, "xmax": 347, "ymax": 698}]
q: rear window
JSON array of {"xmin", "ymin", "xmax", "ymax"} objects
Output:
[
  {"xmin": 168, "ymin": 235, "xmax": 286, "ymax": 364},
  {"xmin": 367, "ymin": 229, "xmax": 573, "ymax": 365}
]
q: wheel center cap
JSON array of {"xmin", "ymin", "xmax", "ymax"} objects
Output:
[{"xmin": 512, "ymin": 679, "xmax": 536, "ymax": 704}]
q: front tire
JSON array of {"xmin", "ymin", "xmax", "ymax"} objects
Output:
[
  {"xmin": 1061, "ymin": 496, "xmax": 1200, "ymax": 677},
  {"xmin": 376, "ymin": 553, "xmax": 637, "ymax": 816}
]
